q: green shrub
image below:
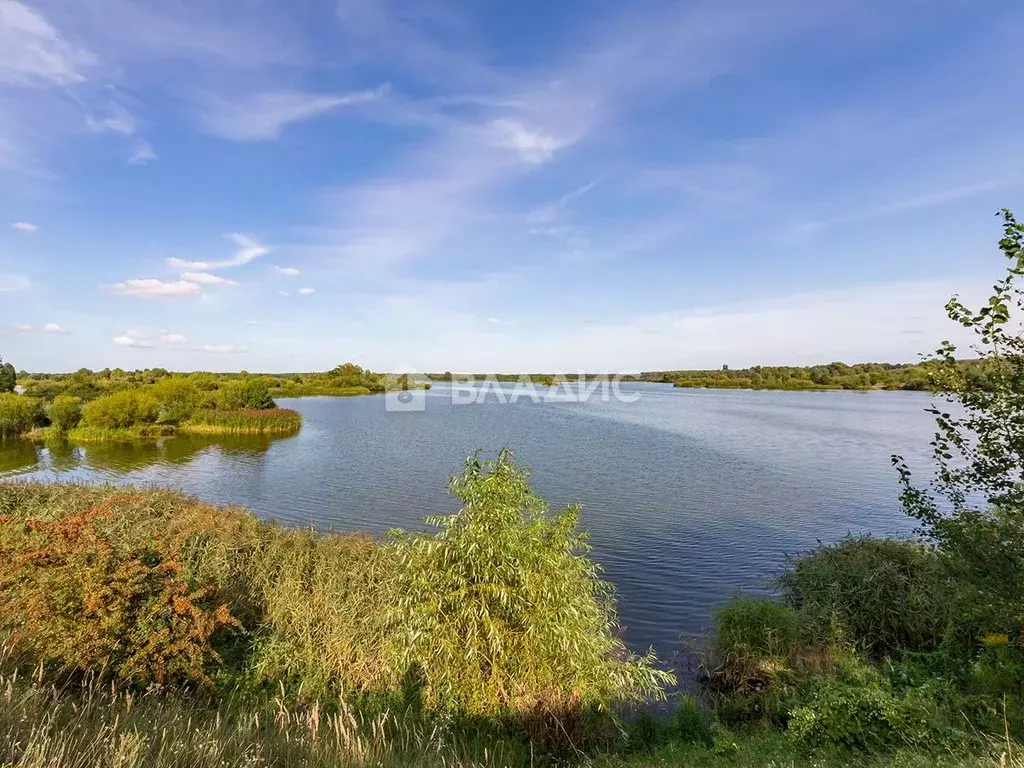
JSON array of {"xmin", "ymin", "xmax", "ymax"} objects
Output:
[
  {"xmin": 787, "ymin": 674, "xmax": 943, "ymax": 751},
  {"xmin": 384, "ymin": 448, "xmax": 673, "ymax": 717},
  {"xmin": 626, "ymin": 711, "xmax": 663, "ymax": 752},
  {"xmin": 152, "ymin": 376, "xmax": 200, "ymax": 423},
  {"xmin": 81, "ymin": 390, "xmax": 160, "ymax": 430},
  {"xmin": 216, "ymin": 379, "xmax": 276, "ymax": 411},
  {"xmin": 47, "ymin": 395, "xmax": 82, "ymax": 432},
  {"xmin": 0, "ymin": 393, "xmax": 41, "ymax": 437},
  {"xmin": 777, "ymin": 537, "xmax": 951, "ymax": 659},
  {"xmin": 672, "ymin": 695, "xmax": 714, "ymax": 746},
  {"xmin": 710, "ymin": 595, "xmax": 822, "ymax": 692}
]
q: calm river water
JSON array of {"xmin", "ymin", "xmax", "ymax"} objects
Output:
[{"xmin": 0, "ymin": 383, "xmax": 938, "ymax": 656}]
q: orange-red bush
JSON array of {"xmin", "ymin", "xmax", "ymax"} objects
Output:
[{"xmin": 0, "ymin": 498, "xmax": 238, "ymax": 688}]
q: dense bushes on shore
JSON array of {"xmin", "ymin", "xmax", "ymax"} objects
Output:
[
  {"xmin": 13, "ymin": 362, "xmax": 425, "ymax": 408},
  {"xmin": 698, "ymin": 211, "xmax": 1024, "ymax": 758},
  {"xmin": 0, "ymin": 373, "xmax": 302, "ymax": 440},
  {"xmin": 0, "ymin": 392, "xmax": 42, "ymax": 437},
  {"xmin": 0, "ymin": 450, "xmax": 669, "ymax": 736}
]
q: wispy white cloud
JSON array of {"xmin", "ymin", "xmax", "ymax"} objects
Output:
[
  {"xmin": 488, "ymin": 119, "xmax": 563, "ymax": 164},
  {"xmin": 273, "ymin": 266, "xmax": 300, "ymax": 276},
  {"xmin": 198, "ymin": 344, "xmax": 248, "ymax": 354},
  {"xmin": 11, "ymin": 322, "xmax": 69, "ymax": 334},
  {"xmin": 0, "ymin": 1, "xmax": 97, "ymax": 85},
  {"xmin": 11, "ymin": 221, "xmax": 37, "ymax": 232},
  {"xmin": 113, "ymin": 330, "xmax": 153, "ymax": 348},
  {"xmin": 297, "ymin": 287, "xmax": 315, "ymax": 295},
  {"xmin": 128, "ymin": 139, "xmax": 156, "ymax": 164},
  {"xmin": 167, "ymin": 233, "xmax": 268, "ymax": 271},
  {"xmin": 108, "ymin": 278, "xmax": 201, "ymax": 298},
  {"xmin": 86, "ymin": 103, "xmax": 137, "ymax": 135},
  {"xmin": 199, "ymin": 88, "xmax": 387, "ymax": 141},
  {"xmin": 158, "ymin": 332, "xmax": 189, "ymax": 345},
  {"xmin": 181, "ymin": 271, "xmax": 237, "ymax": 285},
  {"xmin": 796, "ymin": 179, "xmax": 1014, "ymax": 233},
  {"xmin": 0, "ymin": 274, "xmax": 31, "ymax": 292}
]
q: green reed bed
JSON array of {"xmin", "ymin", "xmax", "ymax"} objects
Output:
[{"xmin": 181, "ymin": 408, "xmax": 303, "ymax": 435}]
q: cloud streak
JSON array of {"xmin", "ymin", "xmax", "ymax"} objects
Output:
[
  {"xmin": 199, "ymin": 87, "xmax": 387, "ymax": 141},
  {"xmin": 167, "ymin": 233, "xmax": 269, "ymax": 271},
  {"xmin": 181, "ymin": 271, "xmax": 237, "ymax": 285},
  {"xmin": 108, "ymin": 278, "xmax": 201, "ymax": 298}
]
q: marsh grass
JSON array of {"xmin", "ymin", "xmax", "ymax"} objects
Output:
[
  {"xmin": 707, "ymin": 596, "xmax": 832, "ymax": 694},
  {"xmin": 56, "ymin": 424, "xmax": 178, "ymax": 442},
  {"xmin": 776, "ymin": 537, "xmax": 951, "ymax": 659},
  {"xmin": 182, "ymin": 408, "xmax": 303, "ymax": 434}
]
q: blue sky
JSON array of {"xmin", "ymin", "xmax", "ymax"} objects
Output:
[{"xmin": 1, "ymin": 0, "xmax": 1022, "ymax": 373}]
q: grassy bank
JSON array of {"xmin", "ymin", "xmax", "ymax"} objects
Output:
[
  {"xmin": 0, "ymin": 470, "xmax": 1020, "ymax": 766},
  {"xmin": 31, "ymin": 424, "xmax": 178, "ymax": 442},
  {"xmin": 2, "ymin": 657, "xmax": 1017, "ymax": 768},
  {"xmin": 0, "ymin": 479, "xmax": 1015, "ymax": 765}
]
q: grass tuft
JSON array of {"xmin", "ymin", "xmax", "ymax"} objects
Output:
[{"xmin": 181, "ymin": 408, "xmax": 303, "ymax": 434}]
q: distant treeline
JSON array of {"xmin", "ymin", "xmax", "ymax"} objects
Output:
[
  {"xmin": 641, "ymin": 359, "xmax": 989, "ymax": 391},
  {"xmin": 425, "ymin": 372, "xmax": 647, "ymax": 383},
  {"xmin": 12, "ymin": 359, "xmax": 989, "ymax": 397}
]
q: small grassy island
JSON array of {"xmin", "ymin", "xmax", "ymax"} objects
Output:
[{"xmin": 0, "ymin": 362, "xmax": 435, "ymax": 444}]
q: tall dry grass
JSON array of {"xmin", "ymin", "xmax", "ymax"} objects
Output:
[{"xmin": 0, "ymin": 649, "xmax": 525, "ymax": 768}]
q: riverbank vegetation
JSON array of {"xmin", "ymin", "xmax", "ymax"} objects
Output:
[
  {"xmin": 0, "ymin": 362, "xmax": 439, "ymax": 439},
  {"xmin": 0, "ymin": 450, "xmax": 675, "ymax": 765},
  {"xmin": 2, "ymin": 375, "xmax": 303, "ymax": 442}
]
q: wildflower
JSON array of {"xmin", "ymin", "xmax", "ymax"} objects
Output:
[{"xmin": 981, "ymin": 632, "xmax": 1009, "ymax": 647}]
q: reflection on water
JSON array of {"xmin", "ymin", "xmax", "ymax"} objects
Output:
[
  {"xmin": 0, "ymin": 438, "xmax": 40, "ymax": 474},
  {"xmin": 1, "ymin": 432, "xmax": 296, "ymax": 477}
]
